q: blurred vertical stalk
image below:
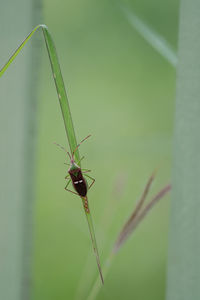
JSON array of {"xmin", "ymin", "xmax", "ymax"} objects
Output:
[
  {"xmin": 167, "ymin": 0, "xmax": 200, "ymax": 299},
  {"xmin": 0, "ymin": 0, "xmax": 41, "ymax": 300}
]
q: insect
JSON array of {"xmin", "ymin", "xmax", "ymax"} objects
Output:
[{"xmin": 55, "ymin": 135, "xmax": 95, "ymax": 212}]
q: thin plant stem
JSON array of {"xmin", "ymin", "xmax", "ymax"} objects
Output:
[
  {"xmin": 82, "ymin": 197, "xmax": 104, "ymax": 284},
  {"xmin": 75, "ymin": 173, "xmax": 126, "ymax": 299},
  {"xmin": 114, "ymin": 184, "xmax": 171, "ymax": 252},
  {"xmin": 115, "ymin": 170, "xmax": 156, "ymax": 246}
]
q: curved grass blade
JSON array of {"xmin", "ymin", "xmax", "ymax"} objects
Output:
[
  {"xmin": 114, "ymin": 170, "xmax": 156, "ymax": 250},
  {"xmin": 0, "ymin": 24, "xmax": 79, "ymax": 162},
  {"xmin": 114, "ymin": 183, "xmax": 171, "ymax": 253},
  {"xmin": 0, "ymin": 25, "xmax": 103, "ymax": 283},
  {"xmin": 0, "ymin": 25, "xmax": 40, "ymax": 75},
  {"xmin": 119, "ymin": 3, "xmax": 178, "ymax": 67}
]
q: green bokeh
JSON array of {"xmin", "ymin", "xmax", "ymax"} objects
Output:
[{"xmin": 33, "ymin": 0, "xmax": 179, "ymax": 299}]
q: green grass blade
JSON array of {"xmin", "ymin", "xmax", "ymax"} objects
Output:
[
  {"xmin": 40, "ymin": 27, "xmax": 103, "ymax": 283},
  {"xmin": 41, "ymin": 26, "xmax": 79, "ymax": 162},
  {"xmin": 82, "ymin": 198, "xmax": 104, "ymax": 284},
  {"xmin": 0, "ymin": 25, "xmax": 104, "ymax": 284},
  {"xmin": 119, "ymin": 4, "xmax": 177, "ymax": 67},
  {"xmin": 75, "ymin": 174, "xmax": 126, "ymax": 299},
  {"xmin": 0, "ymin": 24, "xmax": 79, "ymax": 162},
  {"xmin": 0, "ymin": 25, "xmax": 40, "ymax": 77},
  {"xmin": 167, "ymin": 1, "xmax": 200, "ymax": 299}
]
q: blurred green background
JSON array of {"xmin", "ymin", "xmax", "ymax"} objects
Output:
[{"xmin": 33, "ymin": 0, "xmax": 179, "ymax": 299}]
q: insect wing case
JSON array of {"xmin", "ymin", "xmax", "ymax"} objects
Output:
[{"xmin": 69, "ymin": 168, "xmax": 87, "ymax": 197}]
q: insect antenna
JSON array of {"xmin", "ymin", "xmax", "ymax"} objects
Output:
[
  {"xmin": 54, "ymin": 142, "xmax": 71, "ymax": 160},
  {"xmin": 72, "ymin": 134, "xmax": 91, "ymax": 158}
]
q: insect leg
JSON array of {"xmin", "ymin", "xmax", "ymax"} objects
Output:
[
  {"xmin": 84, "ymin": 174, "xmax": 95, "ymax": 190},
  {"xmin": 65, "ymin": 174, "xmax": 70, "ymax": 179},
  {"xmin": 64, "ymin": 179, "xmax": 79, "ymax": 196},
  {"xmin": 82, "ymin": 169, "xmax": 91, "ymax": 173},
  {"xmin": 64, "ymin": 156, "xmax": 84, "ymax": 167},
  {"xmin": 77, "ymin": 156, "xmax": 85, "ymax": 165},
  {"xmin": 65, "ymin": 157, "xmax": 85, "ymax": 167}
]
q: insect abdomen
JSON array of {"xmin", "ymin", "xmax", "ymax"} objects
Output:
[
  {"xmin": 69, "ymin": 169, "xmax": 87, "ymax": 197},
  {"xmin": 72, "ymin": 178, "xmax": 87, "ymax": 197}
]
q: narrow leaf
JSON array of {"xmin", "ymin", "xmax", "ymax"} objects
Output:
[
  {"xmin": 75, "ymin": 173, "xmax": 126, "ymax": 300},
  {"xmin": 82, "ymin": 198, "xmax": 104, "ymax": 284},
  {"xmin": 0, "ymin": 24, "xmax": 80, "ymax": 162},
  {"xmin": 115, "ymin": 170, "xmax": 156, "ymax": 249},
  {"xmin": 0, "ymin": 25, "xmax": 40, "ymax": 76},
  {"xmin": 41, "ymin": 26, "xmax": 80, "ymax": 162},
  {"xmin": 114, "ymin": 184, "xmax": 171, "ymax": 252},
  {"xmin": 0, "ymin": 25, "xmax": 103, "ymax": 284}
]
